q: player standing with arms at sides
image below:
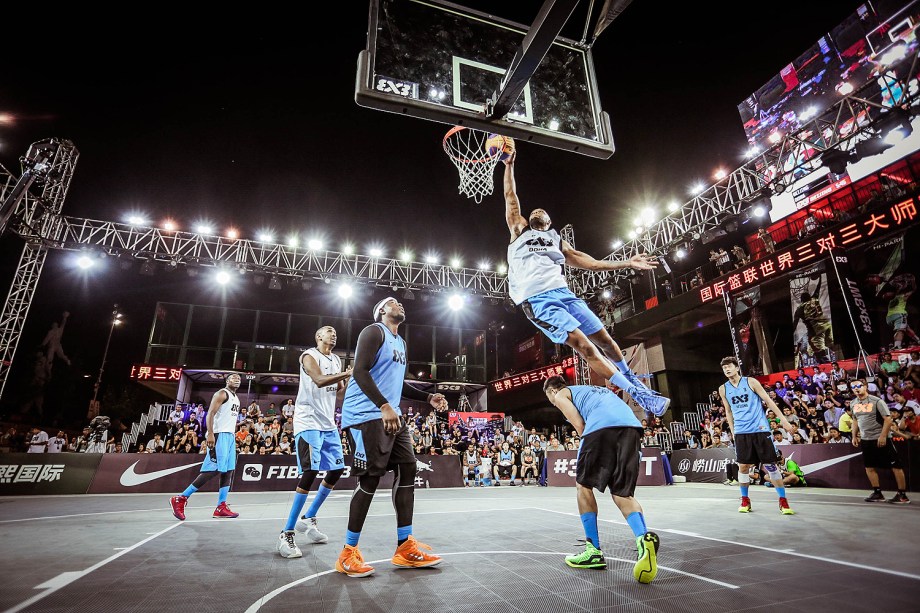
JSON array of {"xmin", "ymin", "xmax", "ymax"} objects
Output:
[
  {"xmin": 277, "ymin": 326, "xmax": 353, "ymax": 559},
  {"xmin": 543, "ymin": 375, "xmax": 659, "ymax": 583},
  {"xmin": 335, "ymin": 297, "xmax": 450, "ymax": 578},
  {"xmin": 850, "ymin": 377, "xmax": 911, "ymax": 504},
  {"xmin": 170, "ymin": 373, "xmax": 242, "ymax": 520},
  {"xmin": 501, "ymin": 152, "xmax": 668, "ymax": 417},
  {"xmin": 718, "ymin": 357, "xmax": 797, "ymax": 514}
]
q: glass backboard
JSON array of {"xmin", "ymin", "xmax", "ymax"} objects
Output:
[{"xmin": 356, "ymin": 0, "xmax": 614, "ymax": 159}]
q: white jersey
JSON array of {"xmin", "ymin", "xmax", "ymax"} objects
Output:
[
  {"xmin": 47, "ymin": 437, "xmax": 66, "ymax": 453},
  {"xmin": 211, "ymin": 388, "xmax": 240, "ymax": 433},
  {"xmin": 507, "ymin": 228, "xmax": 568, "ymax": 304},
  {"xmin": 294, "ymin": 348, "xmax": 341, "ymax": 432}
]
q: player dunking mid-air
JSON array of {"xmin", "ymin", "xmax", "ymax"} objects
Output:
[
  {"xmin": 718, "ymin": 357, "xmax": 797, "ymax": 514},
  {"xmin": 543, "ymin": 376, "xmax": 659, "ymax": 583},
  {"xmin": 170, "ymin": 373, "xmax": 242, "ymax": 520},
  {"xmin": 501, "ymin": 152, "xmax": 669, "ymax": 417},
  {"xmin": 335, "ymin": 297, "xmax": 450, "ymax": 578},
  {"xmin": 277, "ymin": 326, "xmax": 353, "ymax": 559}
]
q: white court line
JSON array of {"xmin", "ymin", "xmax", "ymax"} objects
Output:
[
  {"xmin": 656, "ymin": 528, "xmax": 920, "ymax": 581},
  {"xmin": 0, "ymin": 502, "xmax": 270, "ymax": 524},
  {"xmin": 3, "ymin": 522, "xmax": 180, "ymax": 613},
  {"xmin": 181, "ymin": 506, "xmax": 540, "ymax": 524},
  {"xmin": 244, "ymin": 549, "xmax": 737, "ymax": 612},
  {"xmin": 534, "ymin": 507, "xmax": 920, "ymax": 582}
]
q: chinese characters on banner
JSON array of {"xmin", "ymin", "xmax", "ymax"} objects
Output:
[
  {"xmin": 129, "ymin": 364, "xmax": 183, "ymax": 381},
  {"xmin": 0, "ymin": 464, "xmax": 64, "ymax": 484},
  {"xmin": 697, "ymin": 199, "xmax": 917, "ymax": 305},
  {"xmin": 491, "ymin": 357, "xmax": 575, "ymax": 393}
]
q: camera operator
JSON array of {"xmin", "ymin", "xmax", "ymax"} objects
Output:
[{"xmin": 83, "ymin": 416, "xmax": 110, "ymax": 453}]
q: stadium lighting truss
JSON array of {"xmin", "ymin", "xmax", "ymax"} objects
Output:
[{"xmin": 575, "ymin": 66, "xmax": 920, "ymax": 300}]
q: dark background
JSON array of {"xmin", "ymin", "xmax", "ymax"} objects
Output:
[{"xmin": 0, "ymin": 1, "xmax": 866, "ymax": 427}]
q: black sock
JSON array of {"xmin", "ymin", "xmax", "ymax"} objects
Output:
[{"xmin": 874, "ymin": 487, "xmax": 882, "ymax": 493}]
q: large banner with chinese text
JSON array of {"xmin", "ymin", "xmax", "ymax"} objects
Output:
[
  {"xmin": 489, "ymin": 357, "xmax": 575, "ymax": 394},
  {"xmin": 693, "ymin": 198, "xmax": 918, "ymax": 307},
  {"xmin": 0, "ymin": 453, "xmax": 103, "ymax": 495},
  {"xmin": 789, "ymin": 262, "xmax": 836, "ymax": 367}
]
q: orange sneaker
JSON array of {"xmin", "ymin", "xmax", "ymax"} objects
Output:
[
  {"xmin": 336, "ymin": 545, "xmax": 374, "ymax": 578},
  {"xmin": 391, "ymin": 535, "xmax": 442, "ymax": 568}
]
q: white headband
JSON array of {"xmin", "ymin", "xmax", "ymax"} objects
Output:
[{"xmin": 373, "ymin": 296, "xmax": 397, "ymax": 321}]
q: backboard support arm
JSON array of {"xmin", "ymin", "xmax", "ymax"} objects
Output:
[{"xmin": 485, "ymin": 0, "xmax": 582, "ymax": 120}]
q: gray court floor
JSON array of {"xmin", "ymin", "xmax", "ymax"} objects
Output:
[{"xmin": 1, "ymin": 483, "xmax": 918, "ymax": 613}]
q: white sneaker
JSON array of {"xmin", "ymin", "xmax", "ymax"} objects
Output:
[
  {"xmin": 277, "ymin": 530, "xmax": 302, "ymax": 559},
  {"xmin": 295, "ymin": 516, "xmax": 329, "ymax": 543}
]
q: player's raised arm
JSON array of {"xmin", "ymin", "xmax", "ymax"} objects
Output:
[
  {"xmin": 502, "ymin": 151, "xmax": 527, "ymax": 239},
  {"xmin": 560, "ymin": 243, "xmax": 659, "ymax": 273}
]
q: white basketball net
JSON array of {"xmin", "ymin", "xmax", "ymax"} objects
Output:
[{"xmin": 443, "ymin": 126, "xmax": 502, "ymax": 204}]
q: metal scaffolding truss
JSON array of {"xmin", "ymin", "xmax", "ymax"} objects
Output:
[
  {"xmin": 39, "ymin": 216, "xmax": 510, "ymax": 298},
  {"xmin": 0, "ymin": 140, "xmax": 80, "ymax": 400},
  {"xmin": 573, "ymin": 71, "xmax": 920, "ymax": 298}
]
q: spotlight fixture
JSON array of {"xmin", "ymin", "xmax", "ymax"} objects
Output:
[
  {"xmin": 139, "ymin": 260, "xmax": 156, "ymax": 276},
  {"xmin": 402, "ymin": 289, "xmax": 415, "ymax": 300},
  {"xmin": 819, "ymin": 148, "xmax": 855, "ymax": 175},
  {"xmin": 268, "ymin": 275, "xmax": 282, "ymax": 291}
]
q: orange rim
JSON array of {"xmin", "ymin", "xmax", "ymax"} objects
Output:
[{"xmin": 443, "ymin": 125, "xmax": 500, "ymax": 164}]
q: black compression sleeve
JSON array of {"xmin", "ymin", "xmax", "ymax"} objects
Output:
[
  {"xmin": 352, "ymin": 325, "xmax": 389, "ymax": 408},
  {"xmin": 401, "ymin": 381, "xmax": 432, "ymax": 403}
]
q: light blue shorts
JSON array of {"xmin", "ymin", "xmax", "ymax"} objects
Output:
[
  {"xmin": 295, "ymin": 430, "xmax": 345, "ymax": 472},
  {"xmin": 521, "ymin": 287, "xmax": 604, "ymax": 344},
  {"xmin": 201, "ymin": 432, "xmax": 237, "ymax": 473}
]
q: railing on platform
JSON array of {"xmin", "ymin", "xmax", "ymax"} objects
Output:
[{"xmin": 121, "ymin": 403, "xmax": 174, "ymax": 450}]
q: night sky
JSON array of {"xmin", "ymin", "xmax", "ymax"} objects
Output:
[{"xmin": 0, "ymin": 1, "xmax": 864, "ymax": 419}]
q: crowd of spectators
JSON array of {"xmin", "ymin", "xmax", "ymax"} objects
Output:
[{"xmin": 686, "ymin": 353, "xmax": 920, "ymax": 451}]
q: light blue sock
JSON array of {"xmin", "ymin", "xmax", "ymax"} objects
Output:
[
  {"xmin": 284, "ymin": 492, "xmax": 308, "ymax": 531},
  {"xmin": 397, "ymin": 524, "xmax": 413, "ymax": 544},
  {"xmin": 580, "ymin": 512, "xmax": 600, "ymax": 549},
  {"xmin": 305, "ymin": 485, "xmax": 333, "ymax": 518},
  {"xmin": 218, "ymin": 486, "xmax": 229, "ymax": 504},
  {"xmin": 345, "ymin": 529, "xmax": 361, "ymax": 547},
  {"xmin": 609, "ymin": 370, "xmax": 635, "ymax": 392},
  {"xmin": 776, "ymin": 486, "xmax": 787, "ymax": 498},
  {"xmin": 740, "ymin": 484, "xmax": 750, "ymax": 497},
  {"xmin": 181, "ymin": 484, "xmax": 198, "ymax": 498},
  {"xmin": 625, "ymin": 511, "xmax": 646, "ymax": 538},
  {"xmin": 614, "ymin": 359, "xmax": 631, "ymax": 374}
]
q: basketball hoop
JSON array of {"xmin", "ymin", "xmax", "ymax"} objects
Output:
[{"xmin": 443, "ymin": 126, "xmax": 502, "ymax": 204}]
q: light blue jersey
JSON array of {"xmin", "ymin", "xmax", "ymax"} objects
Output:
[
  {"xmin": 341, "ymin": 323, "xmax": 407, "ymax": 428},
  {"xmin": 723, "ymin": 377, "xmax": 769, "ymax": 434},
  {"xmin": 569, "ymin": 385, "xmax": 642, "ymax": 437}
]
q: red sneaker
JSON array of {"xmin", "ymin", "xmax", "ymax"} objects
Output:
[
  {"xmin": 779, "ymin": 497, "xmax": 795, "ymax": 515},
  {"xmin": 213, "ymin": 502, "xmax": 239, "ymax": 518},
  {"xmin": 170, "ymin": 495, "xmax": 187, "ymax": 521},
  {"xmin": 738, "ymin": 496, "xmax": 752, "ymax": 513}
]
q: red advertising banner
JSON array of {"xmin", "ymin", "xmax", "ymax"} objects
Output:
[
  {"xmin": 130, "ymin": 364, "xmax": 182, "ymax": 381},
  {"xmin": 545, "ymin": 449, "xmax": 668, "ymax": 487},
  {"xmin": 694, "ymin": 198, "xmax": 918, "ymax": 306},
  {"xmin": 447, "ymin": 412, "xmax": 504, "ymax": 428},
  {"xmin": 490, "ymin": 357, "xmax": 576, "ymax": 394},
  {"xmin": 88, "ymin": 453, "xmax": 464, "ymax": 493}
]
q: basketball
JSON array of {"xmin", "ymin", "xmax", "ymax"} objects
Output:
[{"xmin": 486, "ymin": 133, "xmax": 515, "ymax": 161}]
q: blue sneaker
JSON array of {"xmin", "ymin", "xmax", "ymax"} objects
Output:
[
  {"xmin": 623, "ymin": 371, "xmax": 650, "ymax": 389},
  {"xmin": 628, "ymin": 385, "xmax": 670, "ymax": 417}
]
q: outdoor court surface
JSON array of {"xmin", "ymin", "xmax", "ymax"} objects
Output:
[{"xmin": 1, "ymin": 483, "xmax": 918, "ymax": 613}]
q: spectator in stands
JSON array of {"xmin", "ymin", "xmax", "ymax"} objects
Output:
[
  {"xmin": 690, "ymin": 270, "xmax": 705, "ymax": 288},
  {"xmin": 903, "ymin": 380, "xmax": 920, "ymax": 403},
  {"xmin": 812, "ymin": 366, "xmax": 828, "ymax": 390},
  {"xmin": 897, "ymin": 404, "xmax": 920, "ymax": 438},
  {"xmin": 773, "ymin": 430, "xmax": 790, "ymax": 446},
  {"xmin": 684, "ymin": 429, "xmax": 700, "ymax": 449},
  {"xmin": 731, "ymin": 244, "xmax": 750, "ymax": 268},
  {"xmin": 824, "ymin": 400, "xmax": 845, "ymax": 429},
  {"xmin": 47, "ymin": 431, "xmax": 67, "ymax": 453},
  {"xmin": 442, "ymin": 440, "xmax": 459, "ymax": 456},
  {"xmin": 791, "ymin": 432, "xmax": 808, "ymax": 445},
  {"xmin": 641, "ymin": 429, "xmax": 658, "ymax": 448},
  {"xmin": 150, "ymin": 433, "xmax": 164, "ymax": 452},
  {"xmin": 829, "ymin": 361, "xmax": 848, "ymax": 383},
  {"xmin": 493, "ymin": 441, "xmax": 518, "ymax": 485},
  {"xmin": 699, "ymin": 431, "xmax": 713, "ymax": 449},
  {"xmin": 281, "ymin": 398, "xmax": 295, "ymax": 424},
  {"xmin": 520, "ymin": 445, "xmax": 538, "ymax": 485},
  {"xmin": 827, "ymin": 426, "xmax": 849, "ymax": 443},
  {"xmin": 801, "ymin": 375, "xmax": 821, "ymax": 403},
  {"xmin": 170, "ymin": 405, "xmax": 185, "ymax": 424},
  {"xmin": 137, "ymin": 443, "xmax": 148, "ymax": 453},
  {"xmin": 527, "ymin": 428, "xmax": 541, "ymax": 447},
  {"xmin": 905, "ymin": 351, "xmax": 920, "ymax": 384},
  {"xmin": 546, "ymin": 436, "xmax": 564, "ymax": 451},
  {"xmin": 0, "ymin": 426, "xmax": 19, "ymax": 452},
  {"xmin": 878, "ymin": 352, "xmax": 901, "ymax": 385},
  {"xmin": 246, "ymin": 401, "xmax": 261, "ymax": 421},
  {"xmin": 26, "ymin": 426, "xmax": 48, "ymax": 453},
  {"xmin": 805, "ymin": 426, "xmax": 823, "ymax": 444}
]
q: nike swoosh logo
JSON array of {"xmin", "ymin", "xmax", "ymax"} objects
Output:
[
  {"xmin": 798, "ymin": 452, "xmax": 863, "ymax": 474},
  {"xmin": 120, "ymin": 460, "xmax": 204, "ymax": 486}
]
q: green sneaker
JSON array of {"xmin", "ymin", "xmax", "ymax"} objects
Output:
[
  {"xmin": 564, "ymin": 542, "xmax": 607, "ymax": 569},
  {"xmin": 633, "ymin": 532, "xmax": 659, "ymax": 584}
]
